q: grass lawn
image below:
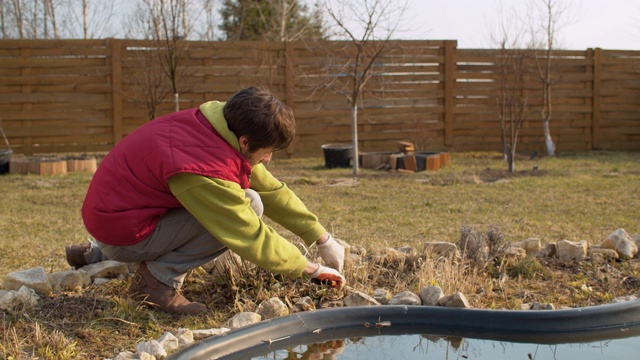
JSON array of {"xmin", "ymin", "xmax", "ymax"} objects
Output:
[{"xmin": 1, "ymin": 150, "xmax": 639, "ymax": 359}]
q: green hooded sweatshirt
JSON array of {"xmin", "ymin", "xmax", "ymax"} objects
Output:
[{"xmin": 166, "ymin": 101, "xmax": 326, "ymax": 278}]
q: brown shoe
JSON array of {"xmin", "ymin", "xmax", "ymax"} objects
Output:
[
  {"xmin": 129, "ymin": 262, "xmax": 207, "ymax": 316},
  {"xmin": 65, "ymin": 243, "xmax": 91, "ymax": 269}
]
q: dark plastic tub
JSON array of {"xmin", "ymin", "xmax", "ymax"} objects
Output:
[
  {"xmin": 321, "ymin": 144, "xmax": 353, "ymax": 168},
  {"xmin": 0, "ymin": 149, "xmax": 12, "ymax": 175}
]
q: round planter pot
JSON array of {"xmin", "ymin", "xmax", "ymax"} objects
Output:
[
  {"xmin": 321, "ymin": 144, "xmax": 353, "ymax": 169},
  {"xmin": 0, "ymin": 149, "xmax": 12, "ymax": 175}
]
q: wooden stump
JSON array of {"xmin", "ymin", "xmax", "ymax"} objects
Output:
[
  {"xmin": 439, "ymin": 152, "xmax": 450, "ymax": 167},
  {"xmin": 10, "ymin": 157, "xmax": 67, "ymax": 175},
  {"xmin": 66, "ymin": 158, "xmax": 97, "ymax": 173},
  {"xmin": 427, "ymin": 155, "xmax": 441, "ymax": 171}
]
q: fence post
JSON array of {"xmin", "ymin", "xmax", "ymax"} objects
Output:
[
  {"xmin": 285, "ymin": 40, "xmax": 297, "ymax": 156},
  {"xmin": 109, "ymin": 39, "xmax": 123, "ymax": 145},
  {"xmin": 591, "ymin": 48, "xmax": 601, "ymax": 150},
  {"xmin": 21, "ymin": 47, "xmax": 33, "ymax": 154},
  {"xmin": 443, "ymin": 40, "xmax": 456, "ymax": 147}
]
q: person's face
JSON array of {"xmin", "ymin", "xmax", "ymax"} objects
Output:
[{"xmin": 238, "ymin": 136, "xmax": 274, "ymax": 166}]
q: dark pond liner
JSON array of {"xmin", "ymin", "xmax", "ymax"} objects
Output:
[{"xmin": 167, "ymin": 301, "xmax": 640, "ymax": 359}]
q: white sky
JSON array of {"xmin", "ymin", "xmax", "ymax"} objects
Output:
[{"xmin": 398, "ymin": 0, "xmax": 640, "ymax": 50}]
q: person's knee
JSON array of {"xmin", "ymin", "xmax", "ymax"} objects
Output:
[{"xmin": 244, "ymin": 189, "xmax": 264, "ymax": 217}]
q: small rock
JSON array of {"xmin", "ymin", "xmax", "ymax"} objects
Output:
[
  {"xmin": 229, "ymin": 312, "xmax": 261, "ymax": 329},
  {"xmin": 112, "ymin": 351, "xmax": 137, "ymax": 360},
  {"xmin": 17, "ymin": 286, "xmax": 39, "ymax": 307},
  {"xmin": 292, "ymin": 296, "xmax": 316, "ymax": 312},
  {"xmin": 588, "ymin": 248, "xmax": 619, "ymax": 263},
  {"xmin": 612, "ymin": 295, "xmax": 638, "ymax": 303},
  {"xmin": 557, "ymin": 240, "xmax": 588, "ymax": 262},
  {"xmin": 372, "ymin": 288, "xmax": 391, "ymax": 304},
  {"xmin": 158, "ymin": 332, "xmax": 179, "ymax": 353},
  {"xmin": 543, "ymin": 242, "xmax": 557, "ymax": 258},
  {"xmin": 192, "ymin": 328, "xmax": 230, "ymax": 340},
  {"xmin": 443, "ymin": 292, "xmax": 470, "ymax": 308},
  {"xmin": 138, "ymin": 352, "xmax": 156, "ymax": 360},
  {"xmin": 531, "ymin": 302, "xmax": 555, "ymax": 310},
  {"xmin": 389, "ymin": 291, "xmax": 421, "ymax": 305},
  {"xmin": 523, "ymin": 238, "xmax": 541, "ymax": 255},
  {"xmin": 519, "ymin": 303, "xmax": 532, "ymax": 310},
  {"xmin": 171, "ymin": 328, "xmax": 194, "ymax": 347},
  {"xmin": 502, "ymin": 246, "xmax": 527, "ymax": 260},
  {"xmin": 343, "ymin": 291, "xmax": 381, "ymax": 307},
  {"xmin": 136, "ymin": 340, "xmax": 166, "ymax": 359},
  {"xmin": 256, "ymin": 297, "xmax": 289, "ymax": 319},
  {"xmin": 420, "ymin": 286, "xmax": 444, "ymax": 306},
  {"xmin": 0, "ymin": 290, "xmax": 22, "ymax": 311},
  {"xmin": 320, "ymin": 300, "xmax": 345, "ymax": 308}
]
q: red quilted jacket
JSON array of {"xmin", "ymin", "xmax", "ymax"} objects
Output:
[{"xmin": 82, "ymin": 108, "xmax": 251, "ymax": 245}]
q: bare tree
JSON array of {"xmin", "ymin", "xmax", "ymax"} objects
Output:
[
  {"xmin": 1, "ymin": 0, "xmax": 60, "ymax": 39},
  {"xmin": 316, "ymin": 0, "xmax": 408, "ymax": 176},
  {"xmin": 126, "ymin": 0, "xmax": 192, "ymax": 115},
  {"xmin": 532, "ymin": 0, "xmax": 574, "ymax": 156},
  {"xmin": 491, "ymin": 1, "xmax": 535, "ymax": 173}
]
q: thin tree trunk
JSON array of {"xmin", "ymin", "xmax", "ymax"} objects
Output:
[
  {"xmin": 543, "ymin": 119, "xmax": 555, "ymax": 156},
  {"xmin": 351, "ymin": 103, "xmax": 359, "ymax": 177},
  {"xmin": 174, "ymin": 93, "xmax": 179, "ymax": 112},
  {"xmin": 83, "ymin": 0, "xmax": 88, "ymax": 39}
]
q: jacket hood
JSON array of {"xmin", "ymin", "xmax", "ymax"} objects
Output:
[{"xmin": 199, "ymin": 101, "xmax": 240, "ymax": 152}]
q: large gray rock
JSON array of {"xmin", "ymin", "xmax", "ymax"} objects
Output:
[
  {"xmin": 599, "ymin": 228, "xmax": 638, "ymax": 259},
  {"xmin": 419, "ymin": 286, "xmax": 444, "ymax": 306},
  {"xmin": 343, "ymin": 291, "xmax": 381, "ymax": 307},
  {"xmin": 557, "ymin": 240, "xmax": 588, "ymax": 261},
  {"xmin": 229, "ymin": 312, "xmax": 262, "ymax": 329},
  {"xmin": 3, "ymin": 266, "xmax": 52, "ymax": 296},
  {"xmin": 256, "ymin": 297, "xmax": 289, "ymax": 319},
  {"xmin": 48, "ymin": 270, "xmax": 90, "ymax": 293},
  {"xmin": 389, "ymin": 291, "xmax": 421, "ymax": 305},
  {"xmin": 0, "ymin": 286, "xmax": 39, "ymax": 310}
]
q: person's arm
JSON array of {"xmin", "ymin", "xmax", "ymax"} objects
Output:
[
  {"xmin": 249, "ymin": 163, "xmax": 327, "ymax": 247},
  {"xmin": 251, "ymin": 163, "xmax": 345, "ymax": 271},
  {"xmin": 168, "ymin": 173, "xmax": 308, "ymax": 277}
]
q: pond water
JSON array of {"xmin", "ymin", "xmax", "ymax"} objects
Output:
[{"xmin": 253, "ymin": 333, "xmax": 639, "ymax": 359}]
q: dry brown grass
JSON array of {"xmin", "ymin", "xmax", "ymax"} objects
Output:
[{"xmin": 1, "ymin": 150, "xmax": 639, "ymax": 358}]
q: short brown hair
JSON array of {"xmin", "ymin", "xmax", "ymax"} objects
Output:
[{"xmin": 223, "ymin": 86, "xmax": 295, "ymax": 152}]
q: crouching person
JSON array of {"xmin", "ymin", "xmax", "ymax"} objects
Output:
[{"xmin": 66, "ymin": 86, "xmax": 345, "ymax": 316}]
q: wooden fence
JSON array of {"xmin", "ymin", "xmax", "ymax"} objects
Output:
[{"xmin": 0, "ymin": 39, "xmax": 638, "ymax": 157}]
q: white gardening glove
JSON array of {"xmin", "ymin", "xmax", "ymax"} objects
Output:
[
  {"xmin": 308, "ymin": 264, "xmax": 345, "ymax": 289},
  {"xmin": 317, "ymin": 234, "xmax": 345, "ymax": 272}
]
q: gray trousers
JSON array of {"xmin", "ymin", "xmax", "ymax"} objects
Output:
[{"xmin": 85, "ymin": 189, "xmax": 263, "ymax": 289}]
